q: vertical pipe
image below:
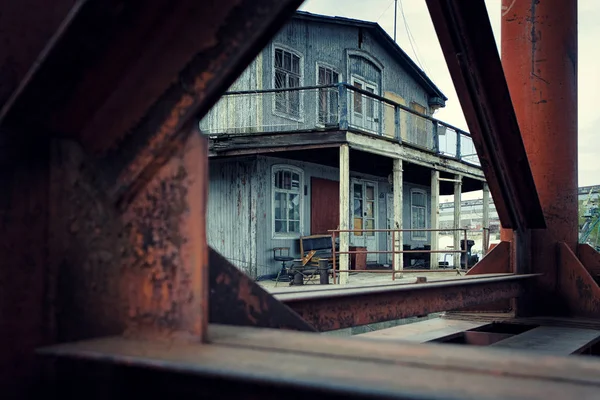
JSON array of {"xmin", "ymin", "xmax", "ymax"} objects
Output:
[
  {"xmin": 393, "ymin": 158, "xmax": 403, "ymax": 275},
  {"xmin": 394, "ymin": 0, "xmax": 398, "ymax": 42},
  {"xmin": 430, "ymin": 170, "xmax": 440, "ymax": 268},
  {"xmin": 482, "ymin": 183, "xmax": 490, "ymax": 255},
  {"xmin": 392, "ymin": 230, "xmax": 396, "ymax": 280},
  {"xmin": 339, "ymin": 144, "xmax": 350, "ymax": 285},
  {"xmin": 501, "ymin": 0, "xmax": 577, "ymax": 293},
  {"xmin": 453, "ymin": 175, "xmax": 462, "ymax": 268},
  {"xmin": 332, "ymin": 231, "xmax": 337, "ymax": 285}
]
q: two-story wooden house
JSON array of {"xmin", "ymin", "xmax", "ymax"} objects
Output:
[{"xmin": 201, "ymin": 11, "xmax": 487, "ymax": 282}]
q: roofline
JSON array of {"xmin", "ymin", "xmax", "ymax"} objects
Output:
[{"xmin": 293, "ymin": 11, "xmax": 447, "ymax": 101}]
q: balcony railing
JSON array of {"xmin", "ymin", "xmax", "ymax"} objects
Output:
[{"xmin": 201, "ymin": 83, "xmax": 480, "ymax": 166}]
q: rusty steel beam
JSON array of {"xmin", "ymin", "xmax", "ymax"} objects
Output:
[
  {"xmin": 278, "ymin": 274, "xmax": 535, "ymax": 331},
  {"xmin": 208, "ymin": 248, "xmax": 316, "ymax": 332},
  {"xmin": 425, "ymin": 0, "xmax": 544, "ymax": 231},
  {"xmin": 501, "ymin": 0, "xmax": 579, "ymax": 314}
]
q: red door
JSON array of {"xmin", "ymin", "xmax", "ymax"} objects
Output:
[{"xmin": 311, "ymin": 177, "xmax": 340, "ymax": 235}]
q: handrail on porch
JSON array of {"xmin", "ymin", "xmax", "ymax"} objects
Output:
[{"xmin": 328, "ymin": 228, "xmax": 469, "ymax": 284}]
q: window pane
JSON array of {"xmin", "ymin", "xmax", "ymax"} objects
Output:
[
  {"xmin": 284, "ymin": 52, "xmax": 291, "ymax": 71},
  {"xmin": 289, "ymin": 221, "xmax": 300, "ymax": 233},
  {"xmin": 354, "ymin": 184, "xmax": 362, "ymax": 199},
  {"xmin": 353, "ymin": 217, "xmax": 363, "ymax": 236},
  {"xmin": 366, "ymin": 186, "xmax": 374, "ymax": 200},
  {"xmin": 332, "ymin": 71, "xmax": 339, "ymax": 83},
  {"xmin": 275, "ymin": 71, "xmax": 286, "ymax": 88},
  {"xmin": 275, "ymin": 50, "xmax": 283, "ymax": 68},
  {"xmin": 288, "ymin": 75, "xmax": 299, "ymax": 88},
  {"xmin": 274, "ymin": 171, "xmax": 282, "ymax": 189},
  {"xmin": 283, "ymin": 171, "xmax": 291, "ymax": 190},
  {"xmin": 275, "ymin": 220, "xmax": 286, "ymax": 233},
  {"xmin": 289, "ymin": 89, "xmax": 300, "ymax": 117},
  {"xmin": 274, "ymin": 192, "xmax": 282, "ymax": 219},
  {"xmin": 291, "ymin": 173, "xmax": 300, "ymax": 190},
  {"xmin": 412, "ymin": 191, "xmax": 426, "ymax": 207},
  {"xmin": 289, "ymin": 194, "xmax": 299, "ymax": 219},
  {"xmin": 318, "ymin": 67, "xmax": 326, "ymax": 85},
  {"xmin": 292, "ymin": 55, "xmax": 300, "ymax": 74},
  {"xmin": 365, "ymin": 200, "xmax": 374, "ymax": 218},
  {"xmin": 353, "ymin": 199, "xmax": 362, "ymax": 217}
]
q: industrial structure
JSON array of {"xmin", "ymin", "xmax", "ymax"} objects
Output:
[{"xmin": 2, "ymin": 1, "xmax": 600, "ymax": 399}]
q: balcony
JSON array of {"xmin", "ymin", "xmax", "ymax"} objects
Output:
[{"xmin": 201, "ymin": 83, "xmax": 480, "ymax": 166}]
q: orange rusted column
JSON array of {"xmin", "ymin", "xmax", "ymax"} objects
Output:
[{"xmin": 501, "ymin": 1, "xmax": 577, "ymax": 293}]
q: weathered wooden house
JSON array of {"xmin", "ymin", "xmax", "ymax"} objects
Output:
[{"xmin": 201, "ymin": 11, "xmax": 487, "ymax": 280}]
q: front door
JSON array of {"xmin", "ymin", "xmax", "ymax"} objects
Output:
[
  {"xmin": 351, "ymin": 77, "xmax": 379, "ymax": 134},
  {"xmin": 352, "ymin": 180, "xmax": 377, "ymax": 262}
]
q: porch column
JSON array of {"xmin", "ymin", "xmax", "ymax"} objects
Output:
[
  {"xmin": 453, "ymin": 175, "xmax": 462, "ymax": 268},
  {"xmin": 482, "ymin": 182, "xmax": 490, "ymax": 256},
  {"xmin": 339, "ymin": 144, "xmax": 350, "ymax": 284},
  {"xmin": 393, "ymin": 158, "xmax": 403, "ymax": 275},
  {"xmin": 430, "ymin": 170, "xmax": 440, "ymax": 269}
]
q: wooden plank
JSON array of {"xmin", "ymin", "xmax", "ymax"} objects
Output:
[
  {"xmin": 356, "ymin": 318, "xmax": 487, "ymax": 343},
  {"xmin": 453, "ymin": 175, "xmax": 462, "ymax": 268},
  {"xmin": 431, "ymin": 170, "xmax": 440, "ymax": 268},
  {"xmin": 492, "ymin": 326, "xmax": 600, "ymax": 355},
  {"xmin": 38, "ymin": 328, "xmax": 600, "ymax": 399},
  {"xmin": 393, "ymin": 158, "xmax": 403, "ymax": 271},
  {"xmin": 210, "ymin": 131, "xmax": 347, "ymax": 153}
]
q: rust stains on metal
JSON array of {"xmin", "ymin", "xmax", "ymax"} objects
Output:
[
  {"xmin": 121, "ymin": 133, "xmax": 208, "ymax": 342},
  {"xmin": 280, "ymin": 275, "xmax": 533, "ymax": 331},
  {"xmin": 558, "ymin": 242, "xmax": 600, "ymax": 317},
  {"xmin": 48, "ymin": 139, "xmax": 126, "ymax": 343},
  {"xmin": 466, "ymin": 241, "xmax": 511, "ymax": 275},
  {"xmin": 502, "ymin": 0, "xmax": 578, "ymax": 303},
  {"xmin": 209, "ymin": 248, "xmax": 316, "ymax": 332}
]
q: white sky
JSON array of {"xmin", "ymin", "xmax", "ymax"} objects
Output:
[{"xmin": 299, "ymin": 0, "xmax": 599, "ymax": 189}]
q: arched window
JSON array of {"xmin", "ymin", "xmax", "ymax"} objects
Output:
[
  {"xmin": 272, "ymin": 165, "xmax": 304, "ymax": 237},
  {"xmin": 410, "ymin": 189, "xmax": 427, "ymax": 240}
]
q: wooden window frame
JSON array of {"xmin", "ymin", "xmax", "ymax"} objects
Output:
[
  {"xmin": 410, "ymin": 188, "xmax": 428, "ymax": 241},
  {"xmin": 272, "ymin": 164, "xmax": 304, "ymax": 239}
]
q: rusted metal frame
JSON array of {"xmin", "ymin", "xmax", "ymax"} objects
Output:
[
  {"xmin": 208, "ymin": 248, "xmax": 316, "ymax": 332},
  {"xmin": 279, "ymin": 274, "xmax": 535, "ymax": 331},
  {"xmin": 425, "ymin": 0, "xmax": 544, "ymax": 230}
]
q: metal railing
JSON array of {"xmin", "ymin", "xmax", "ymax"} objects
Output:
[
  {"xmin": 328, "ymin": 228, "xmax": 469, "ymax": 284},
  {"xmin": 201, "ymin": 83, "xmax": 481, "ymax": 165}
]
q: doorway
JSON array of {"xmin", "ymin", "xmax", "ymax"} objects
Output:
[{"xmin": 352, "ymin": 179, "xmax": 378, "ymax": 262}]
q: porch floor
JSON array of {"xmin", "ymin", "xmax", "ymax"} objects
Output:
[{"xmin": 260, "ymin": 269, "xmax": 477, "ymax": 294}]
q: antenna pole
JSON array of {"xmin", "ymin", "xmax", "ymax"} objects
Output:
[{"xmin": 394, "ymin": 0, "xmax": 398, "ymax": 42}]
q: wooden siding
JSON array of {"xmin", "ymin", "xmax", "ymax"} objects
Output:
[
  {"xmin": 208, "ymin": 155, "xmax": 433, "ymax": 277},
  {"xmin": 207, "ymin": 158, "xmax": 258, "ymax": 277}
]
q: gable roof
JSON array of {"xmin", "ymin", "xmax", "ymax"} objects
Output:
[{"xmin": 294, "ymin": 11, "xmax": 447, "ymax": 101}]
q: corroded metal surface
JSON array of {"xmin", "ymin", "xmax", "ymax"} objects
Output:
[
  {"xmin": 279, "ymin": 275, "xmax": 533, "ymax": 331},
  {"xmin": 121, "ymin": 133, "xmax": 208, "ymax": 341},
  {"xmin": 48, "ymin": 140, "xmax": 126, "ymax": 343},
  {"xmin": 209, "ymin": 248, "xmax": 316, "ymax": 332},
  {"xmin": 558, "ymin": 242, "xmax": 600, "ymax": 318},
  {"xmin": 501, "ymin": 0, "xmax": 578, "ymax": 311},
  {"xmin": 425, "ymin": 0, "xmax": 544, "ymax": 230}
]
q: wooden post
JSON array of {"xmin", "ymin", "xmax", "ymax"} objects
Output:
[
  {"xmin": 393, "ymin": 158, "xmax": 403, "ymax": 276},
  {"xmin": 430, "ymin": 170, "xmax": 440, "ymax": 269},
  {"xmin": 339, "ymin": 144, "xmax": 350, "ymax": 284},
  {"xmin": 482, "ymin": 182, "xmax": 490, "ymax": 255},
  {"xmin": 453, "ymin": 175, "xmax": 462, "ymax": 269}
]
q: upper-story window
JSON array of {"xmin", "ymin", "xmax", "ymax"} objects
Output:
[
  {"xmin": 272, "ymin": 165, "xmax": 303, "ymax": 238},
  {"xmin": 410, "ymin": 189, "xmax": 427, "ymax": 240},
  {"xmin": 274, "ymin": 47, "xmax": 302, "ymax": 118},
  {"xmin": 317, "ymin": 64, "xmax": 340, "ymax": 125}
]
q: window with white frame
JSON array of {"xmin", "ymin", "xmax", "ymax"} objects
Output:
[
  {"xmin": 272, "ymin": 166, "xmax": 303, "ymax": 237},
  {"xmin": 317, "ymin": 64, "xmax": 339, "ymax": 124},
  {"xmin": 274, "ymin": 47, "xmax": 302, "ymax": 118},
  {"xmin": 411, "ymin": 189, "xmax": 427, "ymax": 240}
]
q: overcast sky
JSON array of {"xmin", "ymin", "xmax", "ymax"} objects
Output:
[{"xmin": 300, "ymin": 0, "xmax": 599, "ymax": 187}]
